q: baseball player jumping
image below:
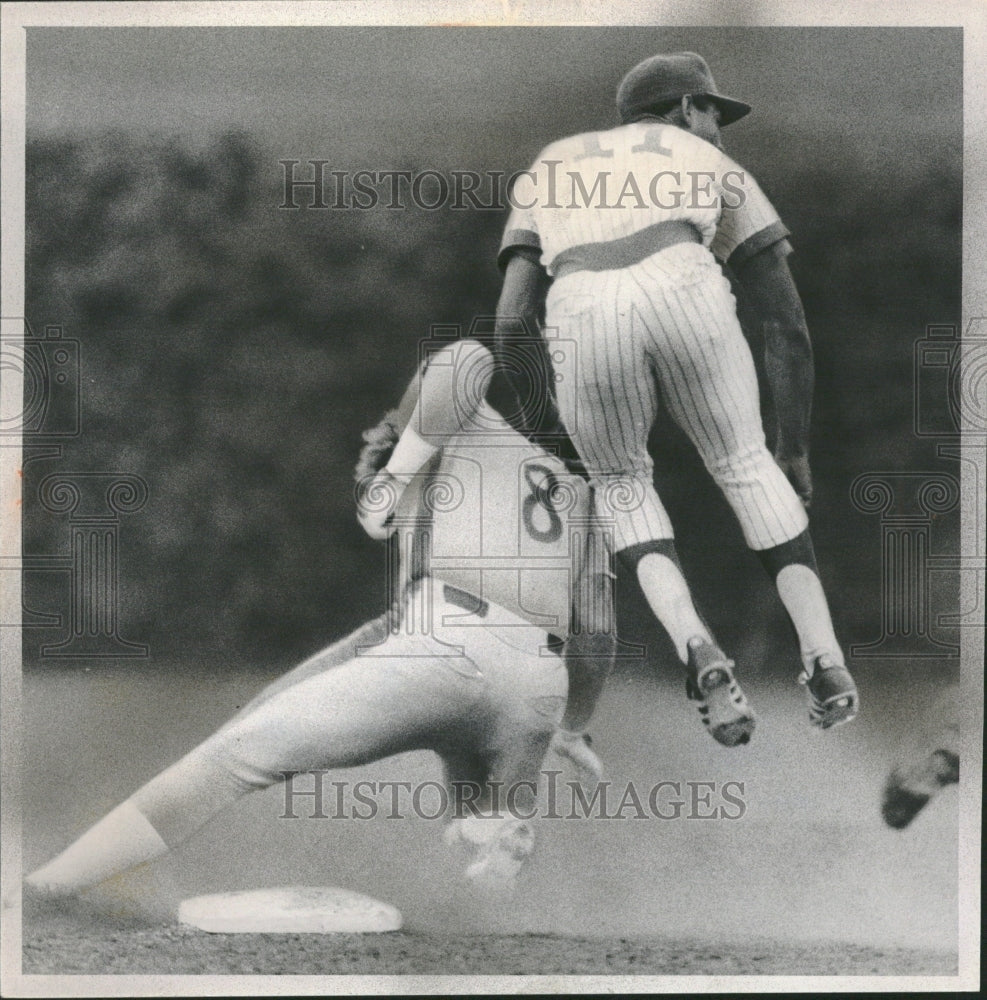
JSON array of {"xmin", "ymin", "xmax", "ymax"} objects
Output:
[
  {"xmin": 25, "ymin": 338, "xmax": 615, "ymax": 902},
  {"xmin": 494, "ymin": 51, "xmax": 858, "ymax": 734}
]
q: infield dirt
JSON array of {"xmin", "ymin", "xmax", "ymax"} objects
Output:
[{"xmin": 17, "ymin": 660, "xmax": 959, "ymax": 977}]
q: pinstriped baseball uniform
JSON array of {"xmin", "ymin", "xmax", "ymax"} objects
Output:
[{"xmin": 499, "ymin": 120, "xmax": 808, "ymax": 553}]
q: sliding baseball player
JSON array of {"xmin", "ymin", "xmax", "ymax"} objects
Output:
[{"xmin": 25, "ymin": 338, "xmax": 615, "ymax": 901}]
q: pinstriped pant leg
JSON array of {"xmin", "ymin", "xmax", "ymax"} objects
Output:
[
  {"xmin": 628, "ymin": 248, "xmax": 809, "ymax": 549},
  {"xmin": 547, "ymin": 272, "xmax": 675, "ymax": 552}
]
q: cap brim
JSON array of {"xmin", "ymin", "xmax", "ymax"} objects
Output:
[{"xmin": 706, "ymin": 94, "xmax": 751, "ymax": 126}]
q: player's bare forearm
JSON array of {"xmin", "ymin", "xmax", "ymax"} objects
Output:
[
  {"xmin": 763, "ymin": 317, "xmax": 813, "ymax": 459},
  {"xmin": 494, "ymin": 253, "xmax": 587, "ymax": 474},
  {"xmin": 495, "ymin": 250, "xmax": 549, "ymax": 340},
  {"xmin": 492, "ymin": 252, "xmax": 556, "ymax": 436},
  {"xmin": 734, "ymin": 241, "xmax": 815, "ymax": 502}
]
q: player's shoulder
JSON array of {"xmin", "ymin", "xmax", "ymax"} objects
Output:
[
  {"xmin": 667, "ymin": 125, "xmax": 739, "ymax": 163},
  {"xmin": 535, "ymin": 125, "xmax": 618, "ymax": 161}
]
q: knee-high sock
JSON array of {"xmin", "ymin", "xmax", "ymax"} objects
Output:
[
  {"xmin": 775, "ymin": 563, "xmax": 843, "ymax": 673},
  {"xmin": 25, "ymin": 800, "xmax": 168, "ymax": 896},
  {"xmin": 756, "ymin": 530, "xmax": 843, "ymax": 674},
  {"xmin": 25, "ymin": 746, "xmax": 254, "ymax": 896},
  {"xmin": 635, "ymin": 552, "xmax": 712, "ymax": 662}
]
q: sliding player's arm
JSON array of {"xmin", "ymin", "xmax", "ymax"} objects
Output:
[
  {"xmin": 353, "ymin": 352, "xmax": 428, "ymax": 491},
  {"xmin": 356, "ymin": 339, "xmax": 494, "ymax": 539}
]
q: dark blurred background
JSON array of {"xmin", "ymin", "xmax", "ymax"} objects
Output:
[{"xmin": 22, "ymin": 26, "xmax": 962, "ymax": 678}]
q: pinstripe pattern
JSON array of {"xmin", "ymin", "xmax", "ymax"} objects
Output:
[
  {"xmin": 547, "ymin": 242, "xmax": 808, "ymax": 552},
  {"xmin": 501, "ymin": 119, "xmax": 806, "ymax": 555}
]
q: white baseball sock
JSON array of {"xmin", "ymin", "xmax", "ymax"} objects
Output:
[
  {"xmin": 25, "ymin": 799, "xmax": 167, "ymax": 897},
  {"xmin": 775, "ymin": 563, "xmax": 843, "ymax": 674},
  {"xmin": 635, "ymin": 553, "xmax": 711, "ymax": 662}
]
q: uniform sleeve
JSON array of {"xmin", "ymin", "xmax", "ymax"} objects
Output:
[
  {"xmin": 710, "ymin": 157, "xmax": 790, "ymax": 269},
  {"xmin": 498, "ymin": 154, "xmax": 548, "ymax": 271},
  {"xmin": 497, "ymin": 199, "xmax": 541, "ymax": 271}
]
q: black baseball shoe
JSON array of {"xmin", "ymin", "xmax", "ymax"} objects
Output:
[
  {"xmin": 685, "ymin": 637, "xmax": 755, "ymax": 747},
  {"xmin": 801, "ymin": 655, "xmax": 858, "ymax": 729},
  {"xmin": 881, "ymin": 748, "xmax": 959, "ymax": 829}
]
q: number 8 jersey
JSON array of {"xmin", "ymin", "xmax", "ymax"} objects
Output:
[{"xmin": 407, "ymin": 401, "xmax": 596, "ymax": 638}]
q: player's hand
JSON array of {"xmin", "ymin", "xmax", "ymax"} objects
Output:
[
  {"xmin": 550, "ymin": 729, "xmax": 604, "ymax": 783},
  {"xmin": 776, "ymin": 453, "xmax": 813, "ymax": 509},
  {"xmin": 356, "ymin": 469, "xmax": 407, "ymax": 540}
]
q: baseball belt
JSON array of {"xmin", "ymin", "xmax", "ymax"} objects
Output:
[
  {"xmin": 551, "ymin": 219, "xmax": 702, "ymax": 279},
  {"xmin": 441, "ymin": 582, "xmax": 564, "ymax": 651}
]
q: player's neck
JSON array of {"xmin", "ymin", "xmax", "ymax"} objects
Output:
[{"xmin": 626, "ymin": 113, "xmax": 674, "ymax": 126}]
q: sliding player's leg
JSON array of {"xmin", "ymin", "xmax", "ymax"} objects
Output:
[
  {"xmin": 234, "ymin": 613, "xmax": 391, "ymax": 718},
  {"xmin": 441, "ymin": 626, "xmax": 567, "ymax": 890},
  {"xmin": 25, "ymin": 633, "xmax": 479, "ymax": 898}
]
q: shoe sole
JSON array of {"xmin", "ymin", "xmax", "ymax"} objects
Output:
[
  {"xmin": 712, "ymin": 716, "xmax": 755, "ymax": 747},
  {"xmin": 811, "ymin": 695, "xmax": 858, "ymax": 729},
  {"xmin": 699, "ymin": 671, "xmax": 755, "ymax": 748},
  {"xmin": 881, "ymin": 781, "xmax": 931, "ymax": 828}
]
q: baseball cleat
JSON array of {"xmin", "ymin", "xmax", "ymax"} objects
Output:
[
  {"xmin": 881, "ymin": 749, "xmax": 959, "ymax": 829},
  {"xmin": 685, "ymin": 637, "xmax": 755, "ymax": 748},
  {"xmin": 464, "ymin": 819, "xmax": 535, "ymax": 891},
  {"xmin": 801, "ymin": 655, "xmax": 859, "ymax": 729},
  {"xmin": 449, "ymin": 816, "xmax": 535, "ymax": 893}
]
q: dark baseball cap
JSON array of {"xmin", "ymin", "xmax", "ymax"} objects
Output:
[{"xmin": 616, "ymin": 52, "xmax": 751, "ymax": 125}]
